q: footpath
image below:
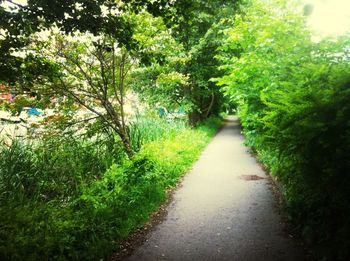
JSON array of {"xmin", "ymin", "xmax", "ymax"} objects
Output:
[{"xmin": 126, "ymin": 116, "xmax": 305, "ymax": 261}]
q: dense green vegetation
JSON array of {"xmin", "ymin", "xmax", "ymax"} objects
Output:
[
  {"xmin": 1, "ymin": 0, "xmax": 231, "ymax": 258},
  {"xmin": 1, "ymin": 0, "xmax": 350, "ymax": 259},
  {"xmin": 215, "ymin": 0, "xmax": 350, "ymax": 259},
  {"xmin": 0, "ymin": 116, "xmax": 221, "ymax": 260}
]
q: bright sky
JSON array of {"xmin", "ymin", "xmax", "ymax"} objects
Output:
[{"xmin": 304, "ymin": 0, "xmax": 350, "ymax": 37}]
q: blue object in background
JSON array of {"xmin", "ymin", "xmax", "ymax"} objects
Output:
[
  {"xmin": 159, "ymin": 107, "xmax": 167, "ymax": 118},
  {"xmin": 27, "ymin": 107, "xmax": 44, "ymax": 117},
  {"xmin": 177, "ymin": 107, "xmax": 185, "ymax": 114}
]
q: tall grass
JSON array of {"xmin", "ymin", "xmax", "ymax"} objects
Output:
[
  {"xmin": 127, "ymin": 115, "xmax": 186, "ymax": 151},
  {"xmin": 0, "ymin": 116, "xmax": 222, "ymax": 260},
  {"xmin": 0, "ymin": 136, "xmax": 115, "ymax": 202}
]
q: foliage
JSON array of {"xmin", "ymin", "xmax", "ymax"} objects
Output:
[
  {"xmin": 0, "ymin": 116, "xmax": 222, "ymax": 260},
  {"xmin": 39, "ymin": 30, "xmax": 138, "ymax": 158},
  {"xmin": 215, "ymin": 0, "xmax": 350, "ymax": 259},
  {"xmin": 128, "ymin": 11, "xmax": 190, "ymax": 111},
  {"xmin": 173, "ymin": 0, "xmax": 240, "ymax": 124},
  {"xmin": 0, "ymin": 0, "xmax": 176, "ymax": 84},
  {"xmin": 0, "ymin": 2, "xmax": 227, "ymax": 257},
  {"xmin": 23, "ymin": 11, "xmax": 187, "ymax": 158},
  {"xmin": 129, "ymin": 0, "xmax": 241, "ymax": 124}
]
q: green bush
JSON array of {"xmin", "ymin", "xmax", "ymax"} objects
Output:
[
  {"xmin": 259, "ymin": 76, "xmax": 350, "ymax": 260},
  {"xmin": 215, "ymin": 0, "xmax": 350, "ymax": 259},
  {"xmin": 0, "ymin": 117, "xmax": 221, "ymax": 260}
]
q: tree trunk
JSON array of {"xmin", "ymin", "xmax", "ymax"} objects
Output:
[
  {"xmin": 119, "ymin": 129, "xmax": 134, "ymax": 159},
  {"xmin": 204, "ymin": 92, "xmax": 215, "ymax": 118},
  {"xmin": 188, "ymin": 111, "xmax": 201, "ymax": 126}
]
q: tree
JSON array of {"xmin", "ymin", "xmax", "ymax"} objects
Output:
[
  {"xmin": 1, "ymin": 0, "xmax": 191, "ymax": 158},
  {"xmin": 1, "ymin": 0, "xmax": 242, "ymax": 126},
  {"xmin": 0, "ymin": 0, "xmax": 173, "ymax": 84},
  {"xmin": 214, "ymin": 0, "xmax": 312, "ymax": 137},
  {"xmin": 29, "ymin": 12, "xmax": 183, "ymax": 159},
  {"xmin": 215, "ymin": 0, "xmax": 350, "ymax": 258},
  {"xmin": 128, "ymin": 0, "xmax": 241, "ymax": 124},
  {"xmin": 169, "ymin": 0, "xmax": 240, "ymax": 124}
]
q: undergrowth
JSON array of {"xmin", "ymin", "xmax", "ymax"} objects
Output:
[
  {"xmin": 0, "ymin": 116, "xmax": 222, "ymax": 260},
  {"xmin": 214, "ymin": 1, "xmax": 350, "ymax": 259}
]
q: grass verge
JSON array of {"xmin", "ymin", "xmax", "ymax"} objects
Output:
[{"xmin": 0, "ymin": 117, "xmax": 222, "ymax": 260}]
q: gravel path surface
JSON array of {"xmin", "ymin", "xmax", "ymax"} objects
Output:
[{"xmin": 126, "ymin": 116, "xmax": 305, "ymax": 261}]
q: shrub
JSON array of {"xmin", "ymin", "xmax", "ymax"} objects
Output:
[
  {"xmin": 0, "ymin": 116, "xmax": 221, "ymax": 260},
  {"xmin": 215, "ymin": 0, "xmax": 350, "ymax": 259}
]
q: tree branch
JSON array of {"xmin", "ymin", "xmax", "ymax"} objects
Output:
[{"xmin": 57, "ymin": 77, "xmax": 120, "ymax": 133}]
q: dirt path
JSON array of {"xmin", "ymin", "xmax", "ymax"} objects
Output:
[{"xmin": 125, "ymin": 116, "xmax": 305, "ymax": 261}]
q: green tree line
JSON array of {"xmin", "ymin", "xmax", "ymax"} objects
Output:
[{"xmin": 214, "ymin": 0, "xmax": 350, "ymax": 259}]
